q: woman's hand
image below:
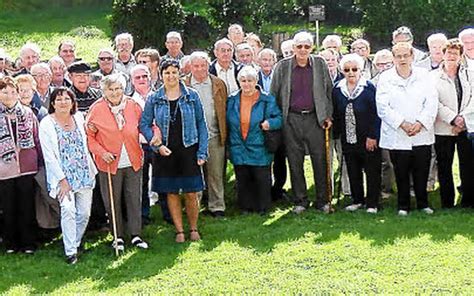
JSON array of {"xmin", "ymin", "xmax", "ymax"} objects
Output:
[
  {"xmin": 260, "ymin": 120, "xmax": 270, "ymax": 131},
  {"xmin": 150, "ymin": 128, "xmax": 162, "ymax": 146},
  {"xmin": 408, "ymin": 121, "xmax": 423, "ymax": 137},
  {"xmin": 158, "ymin": 145, "xmax": 172, "ymax": 156},
  {"xmin": 87, "ymin": 122, "xmax": 98, "ymax": 133},
  {"xmin": 102, "ymin": 152, "xmax": 116, "ymax": 163},
  {"xmin": 366, "ymin": 138, "xmax": 378, "ymax": 152},
  {"xmin": 57, "ymin": 178, "xmax": 71, "ymax": 202},
  {"xmin": 197, "ymin": 159, "xmax": 206, "ymax": 166}
]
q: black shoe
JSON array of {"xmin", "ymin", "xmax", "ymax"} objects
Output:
[
  {"xmin": 211, "ymin": 210, "xmax": 225, "ymax": 218},
  {"xmin": 66, "ymin": 254, "xmax": 78, "ymax": 265},
  {"xmin": 142, "ymin": 216, "xmax": 151, "ymax": 226}
]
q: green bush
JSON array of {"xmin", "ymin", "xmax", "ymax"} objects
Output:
[
  {"xmin": 110, "ymin": 0, "xmax": 186, "ymax": 53},
  {"xmin": 356, "ymin": 0, "xmax": 474, "ymax": 47}
]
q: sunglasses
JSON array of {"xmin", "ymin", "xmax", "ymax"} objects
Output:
[
  {"xmin": 295, "ymin": 44, "xmax": 312, "ymax": 50},
  {"xmin": 133, "ymin": 74, "xmax": 149, "ymax": 80},
  {"xmin": 98, "ymin": 57, "xmax": 113, "ymax": 61},
  {"xmin": 343, "ymin": 67, "xmax": 359, "ymax": 73}
]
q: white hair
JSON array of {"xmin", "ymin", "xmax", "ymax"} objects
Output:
[
  {"xmin": 237, "ymin": 65, "xmax": 258, "ymax": 81},
  {"xmin": 228, "ymin": 24, "xmax": 243, "ymax": 34},
  {"xmin": 100, "ymin": 73, "xmax": 126, "ymax": 91},
  {"xmin": 130, "ymin": 64, "xmax": 150, "ymax": 78},
  {"xmin": 351, "ymin": 39, "xmax": 370, "ymax": 49},
  {"xmin": 166, "ymin": 31, "xmax": 182, "ymax": 43},
  {"xmin": 427, "ymin": 33, "xmax": 448, "ymax": 46},
  {"xmin": 180, "ymin": 55, "xmax": 191, "ymax": 68},
  {"xmin": 258, "ymin": 48, "xmax": 277, "ymax": 61},
  {"xmin": 392, "ymin": 26, "xmax": 413, "ymax": 41},
  {"xmin": 97, "ymin": 48, "xmax": 115, "ymax": 58},
  {"xmin": 373, "ymin": 49, "xmax": 394, "ymax": 63},
  {"xmin": 459, "ymin": 28, "xmax": 474, "ymax": 42},
  {"xmin": 189, "ymin": 51, "xmax": 211, "ymax": 65},
  {"xmin": 214, "ymin": 38, "xmax": 234, "ymax": 50},
  {"xmin": 115, "ymin": 32, "xmax": 134, "ymax": 46},
  {"xmin": 339, "ymin": 53, "xmax": 364, "ymax": 70},
  {"xmin": 322, "ymin": 35, "xmax": 342, "ymax": 48},
  {"xmin": 48, "ymin": 56, "xmax": 66, "ymax": 67},
  {"xmin": 293, "ymin": 31, "xmax": 314, "ymax": 45},
  {"xmin": 20, "ymin": 42, "xmax": 41, "ymax": 58},
  {"xmin": 31, "ymin": 62, "xmax": 52, "ymax": 75},
  {"xmin": 235, "ymin": 43, "xmax": 254, "ymax": 55}
]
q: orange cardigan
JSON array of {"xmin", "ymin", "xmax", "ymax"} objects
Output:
[{"xmin": 86, "ymin": 97, "xmax": 143, "ymax": 174}]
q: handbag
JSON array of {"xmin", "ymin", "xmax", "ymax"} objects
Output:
[{"xmin": 263, "ymin": 128, "xmax": 282, "ymax": 153}]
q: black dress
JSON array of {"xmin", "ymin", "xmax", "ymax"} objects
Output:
[{"xmin": 152, "ymin": 99, "xmax": 205, "ymax": 194}]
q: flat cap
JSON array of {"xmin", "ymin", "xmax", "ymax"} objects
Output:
[{"xmin": 68, "ymin": 61, "xmax": 92, "ymax": 73}]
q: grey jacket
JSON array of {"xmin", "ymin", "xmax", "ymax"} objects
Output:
[{"xmin": 270, "ymin": 55, "xmax": 333, "ymax": 127}]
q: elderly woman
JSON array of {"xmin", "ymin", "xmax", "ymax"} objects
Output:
[
  {"xmin": 39, "ymin": 87, "xmax": 97, "ymax": 264},
  {"xmin": 351, "ymin": 39, "xmax": 377, "ymax": 79},
  {"xmin": 319, "ymin": 49, "xmax": 344, "ymax": 83},
  {"xmin": 432, "ymin": 39, "xmax": 474, "ymax": 208},
  {"xmin": 333, "ymin": 54, "xmax": 381, "ymax": 213},
  {"xmin": 0, "ymin": 77, "xmax": 41, "ymax": 254},
  {"xmin": 86, "ymin": 73, "xmax": 148, "ymax": 251},
  {"xmin": 376, "ymin": 42, "xmax": 438, "ymax": 216},
  {"xmin": 140, "ymin": 58, "xmax": 208, "ymax": 243},
  {"xmin": 227, "ymin": 65, "xmax": 282, "ymax": 214},
  {"xmin": 15, "ymin": 74, "xmax": 48, "ymax": 120}
]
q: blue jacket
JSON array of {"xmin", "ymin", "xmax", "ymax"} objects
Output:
[
  {"xmin": 227, "ymin": 89, "xmax": 282, "ymax": 166},
  {"xmin": 140, "ymin": 82, "xmax": 209, "ymax": 161}
]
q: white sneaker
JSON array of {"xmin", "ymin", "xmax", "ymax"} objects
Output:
[
  {"xmin": 131, "ymin": 236, "xmax": 149, "ymax": 249},
  {"xmin": 421, "ymin": 207, "xmax": 434, "ymax": 215},
  {"xmin": 292, "ymin": 205, "xmax": 306, "ymax": 215},
  {"xmin": 366, "ymin": 207, "xmax": 378, "ymax": 214},
  {"xmin": 345, "ymin": 203, "xmax": 363, "ymax": 211},
  {"xmin": 398, "ymin": 210, "xmax": 408, "ymax": 216}
]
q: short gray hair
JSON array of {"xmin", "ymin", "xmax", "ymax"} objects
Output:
[
  {"xmin": 115, "ymin": 32, "xmax": 134, "ymax": 46},
  {"xmin": 373, "ymin": 49, "xmax": 393, "ymax": 63},
  {"xmin": 166, "ymin": 31, "xmax": 182, "ymax": 43},
  {"xmin": 322, "ymin": 35, "xmax": 342, "ymax": 48},
  {"xmin": 392, "ymin": 26, "xmax": 413, "ymax": 41},
  {"xmin": 339, "ymin": 53, "xmax": 364, "ymax": 70},
  {"xmin": 189, "ymin": 51, "xmax": 211, "ymax": 65},
  {"xmin": 235, "ymin": 43, "xmax": 254, "ymax": 55},
  {"xmin": 97, "ymin": 48, "xmax": 115, "ymax": 58},
  {"xmin": 100, "ymin": 73, "xmax": 126, "ymax": 91},
  {"xmin": 427, "ymin": 33, "xmax": 448, "ymax": 46},
  {"xmin": 458, "ymin": 28, "xmax": 474, "ymax": 42},
  {"xmin": 31, "ymin": 62, "xmax": 52, "ymax": 75},
  {"xmin": 228, "ymin": 24, "xmax": 243, "ymax": 34},
  {"xmin": 258, "ymin": 48, "xmax": 277, "ymax": 61},
  {"xmin": 48, "ymin": 56, "xmax": 66, "ymax": 68},
  {"xmin": 293, "ymin": 31, "xmax": 314, "ymax": 46},
  {"xmin": 20, "ymin": 42, "xmax": 41, "ymax": 58},
  {"xmin": 130, "ymin": 64, "xmax": 150, "ymax": 78},
  {"xmin": 237, "ymin": 65, "xmax": 258, "ymax": 81},
  {"xmin": 214, "ymin": 38, "xmax": 234, "ymax": 51},
  {"xmin": 351, "ymin": 39, "xmax": 370, "ymax": 49}
]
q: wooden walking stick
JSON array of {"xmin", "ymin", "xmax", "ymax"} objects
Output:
[
  {"xmin": 107, "ymin": 165, "xmax": 120, "ymax": 257},
  {"xmin": 325, "ymin": 127, "xmax": 335, "ymax": 213}
]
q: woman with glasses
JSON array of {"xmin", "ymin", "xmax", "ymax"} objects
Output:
[
  {"xmin": 333, "ymin": 54, "xmax": 381, "ymax": 213},
  {"xmin": 39, "ymin": 87, "xmax": 97, "ymax": 264}
]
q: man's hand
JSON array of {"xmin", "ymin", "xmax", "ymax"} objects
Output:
[
  {"xmin": 323, "ymin": 118, "xmax": 332, "ymax": 129},
  {"xmin": 366, "ymin": 138, "xmax": 378, "ymax": 152},
  {"xmin": 454, "ymin": 115, "xmax": 465, "ymax": 129}
]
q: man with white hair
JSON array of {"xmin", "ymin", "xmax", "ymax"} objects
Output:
[
  {"xmin": 271, "ymin": 31, "xmax": 333, "ymax": 214},
  {"xmin": 48, "ymin": 56, "xmax": 71, "ymax": 87},
  {"xmin": 31, "ymin": 62, "xmax": 53, "ymax": 108},
  {"xmin": 322, "ymin": 34, "xmax": 343, "ymax": 59},
  {"xmin": 392, "ymin": 26, "xmax": 426, "ymax": 63},
  {"xmin": 183, "ymin": 51, "xmax": 228, "ymax": 217},
  {"xmin": 15, "ymin": 42, "xmax": 41, "ymax": 76},
  {"xmin": 416, "ymin": 33, "xmax": 448, "ymax": 70},
  {"xmin": 280, "ymin": 39, "xmax": 294, "ymax": 58},
  {"xmin": 163, "ymin": 31, "xmax": 185, "ymax": 61},
  {"xmin": 227, "ymin": 23, "xmax": 245, "ymax": 46},
  {"xmin": 209, "ymin": 38, "xmax": 242, "ymax": 94},
  {"xmin": 114, "ymin": 32, "xmax": 136, "ymax": 75},
  {"xmin": 235, "ymin": 43, "xmax": 256, "ymax": 66}
]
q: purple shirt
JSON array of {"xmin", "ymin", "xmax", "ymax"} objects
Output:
[{"xmin": 290, "ymin": 62, "xmax": 314, "ymax": 112}]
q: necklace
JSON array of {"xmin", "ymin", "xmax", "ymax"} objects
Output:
[{"xmin": 169, "ymin": 100, "xmax": 180, "ymax": 123}]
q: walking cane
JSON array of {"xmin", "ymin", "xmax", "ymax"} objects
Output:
[
  {"xmin": 107, "ymin": 165, "xmax": 120, "ymax": 257},
  {"xmin": 325, "ymin": 127, "xmax": 334, "ymax": 213}
]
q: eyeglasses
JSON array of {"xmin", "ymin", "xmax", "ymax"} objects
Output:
[
  {"xmin": 98, "ymin": 57, "xmax": 113, "ymax": 61},
  {"xmin": 394, "ymin": 54, "xmax": 412, "ymax": 60},
  {"xmin": 61, "ymin": 49, "xmax": 75, "ymax": 53},
  {"xmin": 32, "ymin": 73, "xmax": 51, "ymax": 79},
  {"xmin": 352, "ymin": 46, "xmax": 367, "ymax": 51},
  {"xmin": 296, "ymin": 44, "xmax": 312, "ymax": 50},
  {"xmin": 133, "ymin": 74, "xmax": 149, "ymax": 80},
  {"xmin": 138, "ymin": 60, "xmax": 149, "ymax": 64},
  {"xmin": 343, "ymin": 67, "xmax": 359, "ymax": 73},
  {"xmin": 218, "ymin": 48, "xmax": 232, "ymax": 53}
]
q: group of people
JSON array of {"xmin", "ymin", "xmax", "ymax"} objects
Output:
[{"xmin": 0, "ymin": 23, "xmax": 473, "ymax": 264}]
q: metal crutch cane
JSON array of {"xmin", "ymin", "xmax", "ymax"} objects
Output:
[
  {"xmin": 107, "ymin": 165, "xmax": 120, "ymax": 257},
  {"xmin": 325, "ymin": 127, "xmax": 335, "ymax": 213}
]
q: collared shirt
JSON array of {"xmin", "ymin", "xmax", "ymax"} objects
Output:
[
  {"xmin": 260, "ymin": 70, "xmax": 272, "ymax": 93},
  {"xmin": 191, "ymin": 76, "xmax": 219, "ymax": 139},
  {"xmin": 115, "ymin": 55, "xmax": 137, "ymax": 75},
  {"xmin": 376, "ymin": 67, "xmax": 437, "ymax": 150},
  {"xmin": 216, "ymin": 62, "xmax": 239, "ymax": 94},
  {"xmin": 131, "ymin": 90, "xmax": 151, "ymax": 110},
  {"xmin": 163, "ymin": 51, "xmax": 185, "ymax": 61},
  {"xmin": 290, "ymin": 60, "xmax": 314, "ymax": 112},
  {"xmin": 70, "ymin": 85, "xmax": 102, "ymax": 113}
]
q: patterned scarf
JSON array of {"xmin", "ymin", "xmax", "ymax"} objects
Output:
[
  {"xmin": 108, "ymin": 97, "xmax": 127, "ymax": 130},
  {"xmin": 338, "ymin": 78, "xmax": 367, "ymax": 145},
  {"xmin": 0, "ymin": 102, "xmax": 35, "ymax": 163}
]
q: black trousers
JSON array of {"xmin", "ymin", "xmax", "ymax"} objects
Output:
[
  {"xmin": 88, "ymin": 176, "xmax": 108, "ymax": 229},
  {"xmin": 435, "ymin": 133, "xmax": 474, "ymax": 208},
  {"xmin": 234, "ymin": 165, "xmax": 272, "ymax": 212},
  {"xmin": 0, "ymin": 175, "xmax": 36, "ymax": 250},
  {"xmin": 142, "ymin": 147, "xmax": 152, "ymax": 219},
  {"xmin": 344, "ymin": 146, "xmax": 381, "ymax": 208},
  {"xmin": 390, "ymin": 146, "xmax": 431, "ymax": 211},
  {"xmin": 271, "ymin": 144, "xmax": 287, "ymax": 198}
]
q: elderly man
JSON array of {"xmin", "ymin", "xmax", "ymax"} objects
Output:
[
  {"xmin": 163, "ymin": 31, "xmax": 185, "ymax": 61},
  {"xmin": 114, "ymin": 33, "xmax": 136, "ymax": 75},
  {"xmin": 31, "ymin": 63, "xmax": 53, "ymax": 108},
  {"xmin": 271, "ymin": 31, "xmax": 333, "ymax": 214},
  {"xmin": 184, "ymin": 51, "xmax": 228, "ymax": 217},
  {"xmin": 351, "ymin": 39, "xmax": 376, "ymax": 79},
  {"xmin": 15, "ymin": 42, "xmax": 41, "ymax": 76},
  {"xmin": 257, "ymin": 48, "xmax": 277, "ymax": 92},
  {"xmin": 48, "ymin": 56, "xmax": 71, "ymax": 87},
  {"xmin": 68, "ymin": 61, "xmax": 101, "ymax": 113},
  {"xmin": 376, "ymin": 42, "xmax": 437, "ymax": 215},
  {"xmin": 135, "ymin": 48, "xmax": 161, "ymax": 90},
  {"xmin": 58, "ymin": 40, "xmax": 77, "ymax": 67},
  {"xmin": 227, "ymin": 23, "xmax": 245, "ymax": 46},
  {"xmin": 235, "ymin": 43, "xmax": 256, "ymax": 66},
  {"xmin": 392, "ymin": 26, "xmax": 426, "ymax": 63},
  {"xmin": 280, "ymin": 39, "xmax": 294, "ymax": 58},
  {"xmin": 209, "ymin": 38, "xmax": 242, "ymax": 94},
  {"xmin": 93, "ymin": 48, "xmax": 131, "ymax": 94},
  {"xmin": 322, "ymin": 34, "xmax": 343, "ymax": 59},
  {"xmin": 416, "ymin": 33, "xmax": 448, "ymax": 70}
]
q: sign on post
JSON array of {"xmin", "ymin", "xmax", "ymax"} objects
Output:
[{"xmin": 308, "ymin": 5, "xmax": 325, "ymax": 50}]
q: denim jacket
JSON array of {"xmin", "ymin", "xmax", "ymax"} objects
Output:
[{"xmin": 140, "ymin": 82, "xmax": 209, "ymax": 161}]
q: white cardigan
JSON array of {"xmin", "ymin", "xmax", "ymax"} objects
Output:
[{"xmin": 39, "ymin": 113, "xmax": 97, "ymax": 198}]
